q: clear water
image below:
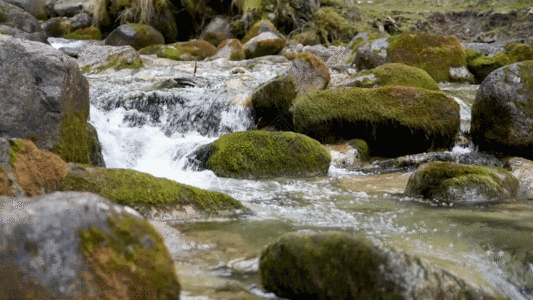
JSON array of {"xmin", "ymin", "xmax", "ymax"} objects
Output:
[{"xmin": 54, "ymin": 39, "xmax": 533, "ymax": 299}]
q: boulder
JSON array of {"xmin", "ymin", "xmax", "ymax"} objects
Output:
[
  {"xmin": 293, "ymin": 86, "xmax": 460, "ymax": 157},
  {"xmin": 63, "ymin": 26, "xmax": 102, "ymax": 40},
  {"xmin": 465, "ymin": 49, "xmax": 511, "ymax": 83},
  {"xmin": 260, "ymin": 230, "xmax": 499, "ymax": 299},
  {"xmin": 405, "ymin": 161, "xmax": 518, "ymax": 202},
  {"xmin": 282, "ymin": 52, "xmax": 330, "ymax": 95},
  {"xmin": 506, "ymin": 157, "xmax": 533, "ymax": 199},
  {"xmin": 155, "ymin": 40, "xmax": 217, "ymax": 61},
  {"xmin": 189, "ymin": 131, "xmax": 331, "ymax": 179},
  {"xmin": 0, "ymin": 34, "xmax": 91, "ymax": 163},
  {"xmin": 60, "ymin": 163, "xmax": 244, "ymax": 214},
  {"xmin": 0, "ymin": 0, "xmax": 47, "ymax": 42},
  {"xmin": 243, "ymin": 31, "xmax": 285, "ymax": 59},
  {"xmin": 0, "ymin": 191, "xmax": 181, "ymax": 299},
  {"xmin": 353, "ymin": 33, "xmax": 474, "ymax": 83},
  {"xmin": 0, "ymin": 138, "xmax": 67, "ymax": 197},
  {"xmin": 328, "ymin": 139, "xmax": 370, "ymax": 170},
  {"xmin": 41, "ymin": 16, "xmax": 71, "ymax": 37},
  {"xmin": 77, "ymin": 45, "xmax": 142, "ymax": 72},
  {"xmin": 471, "ymin": 61, "xmax": 533, "ymax": 158},
  {"xmin": 241, "ymin": 20, "xmax": 283, "ymax": 44},
  {"xmin": 87, "ymin": 123, "xmax": 105, "ymax": 167},
  {"xmin": 3, "ymin": 0, "xmax": 47, "ymax": 19},
  {"xmin": 69, "ymin": 12, "xmax": 92, "ymax": 30},
  {"xmin": 213, "ymin": 38, "xmax": 245, "ymax": 61},
  {"xmin": 53, "ymin": 1, "xmax": 86, "ymax": 17},
  {"xmin": 199, "ymin": 16, "xmax": 232, "ymax": 47},
  {"xmin": 105, "ymin": 23, "xmax": 165, "ymax": 51},
  {"xmin": 343, "ymin": 63, "xmax": 440, "ymax": 91}
]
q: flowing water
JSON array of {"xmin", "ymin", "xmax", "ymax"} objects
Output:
[{"xmin": 50, "ymin": 38, "xmax": 533, "ymax": 299}]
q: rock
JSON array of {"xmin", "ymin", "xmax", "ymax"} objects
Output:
[
  {"xmin": 189, "ymin": 131, "xmax": 331, "ymax": 179},
  {"xmin": 0, "ymin": 191, "xmax": 181, "ymax": 299},
  {"xmin": 260, "ymin": 230, "xmax": 499, "ymax": 299},
  {"xmin": 41, "ymin": 16, "xmax": 71, "ymax": 37},
  {"xmin": 471, "ymin": 61, "xmax": 533, "ymax": 159},
  {"xmin": 343, "ymin": 63, "xmax": 440, "ymax": 90},
  {"xmin": 506, "ymin": 157, "xmax": 533, "ymax": 199},
  {"xmin": 3, "ymin": 0, "xmax": 47, "ymax": 19},
  {"xmin": 0, "ymin": 34, "xmax": 91, "ymax": 164},
  {"xmin": 462, "ymin": 42, "xmax": 506, "ymax": 57},
  {"xmin": 301, "ymin": 44, "xmax": 330, "ymax": 62},
  {"xmin": 0, "ymin": 138, "xmax": 68, "ymax": 197},
  {"xmin": 199, "ymin": 16, "xmax": 232, "ymax": 47},
  {"xmin": 63, "ymin": 26, "xmax": 102, "ymax": 40},
  {"xmin": 353, "ymin": 33, "xmax": 473, "ymax": 83},
  {"xmin": 243, "ymin": 31, "xmax": 285, "ymax": 59},
  {"xmin": 87, "ymin": 123, "xmax": 105, "ymax": 167},
  {"xmin": 293, "ymin": 86, "xmax": 459, "ymax": 157},
  {"xmin": 251, "ymin": 76, "xmax": 298, "ymax": 130},
  {"xmin": 68, "ymin": 12, "xmax": 92, "ymax": 30},
  {"xmin": 465, "ymin": 49, "xmax": 511, "ymax": 83},
  {"xmin": 77, "ymin": 45, "xmax": 142, "ymax": 72},
  {"xmin": 167, "ymin": 40, "xmax": 217, "ymax": 61},
  {"xmin": 241, "ymin": 19, "xmax": 283, "ymax": 44},
  {"xmin": 60, "ymin": 163, "xmax": 245, "ymax": 214},
  {"xmin": 53, "ymin": 1, "xmax": 86, "ymax": 17},
  {"xmin": 405, "ymin": 161, "xmax": 518, "ymax": 202},
  {"xmin": 213, "ymin": 38, "xmax": 245, "ymax": 61},
  {"xmin": 105, "ymin": 23, "xmax": 164, "ymax": 51},
  {"xmin": 328, "ymin": 139, "xmax": 369, "ymax": 170},
  {"xmin": 0, "ymin": 0, "xmax": 47, "ymax": 42},
  {"xmin": 282, "ymin": 51, "xmax": 330, "ymax": 95}
]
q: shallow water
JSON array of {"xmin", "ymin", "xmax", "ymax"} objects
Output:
[{"xmin": 48, "ymin": 39, "xmax": 533, "ymax": 299}]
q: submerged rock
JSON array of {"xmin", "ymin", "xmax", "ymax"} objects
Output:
[
  {"xmin": 260, "ymin": 230, "xmax": 500, "ymax": 299},
  {"xmin": 0, "ymin": 191, "xmax": 181, "ymax": 299},
  {"xmin": 293, "ymin": 86, "xmax": 459, "ymax": 157},
  {"xmin": 405, "ymin": 161, "xmax": 518, "ymax": 202},
  {"xmin": 471, "ymin": 61, "xmax": 533, "ymax": 159},
  {"xmin": 189, "ymin": 130, "xmax": 331, "ymax": 179}
]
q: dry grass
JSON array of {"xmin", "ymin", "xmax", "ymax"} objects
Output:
[{"xmin": 89, "ymin": 0, "xmax": 169, "ymax": 26}]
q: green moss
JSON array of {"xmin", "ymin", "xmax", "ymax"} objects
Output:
[
  {"xmin": 205, "ymin": 131, "xmax": 331, "ymax": 179},
  {"xmin": 53, "ymin": 111, "xmax": 91, "ymax": 164},
  {"xmin": 241, "ymin": 20, "xmax": 282, "ymax": 44},
  {"xmin": 348, "ymin": 139, "xmax": 370, "ymax": 161},
  {"xmin": 518, "ymin": 61, "xmax": 533, "ymax": 95},
  {"xmin": 387, "ymin": 33, "xmax": 466, "ymax": 83},
  {"xmin": 312, "ymin": 7, "xmax": 358, "ymax": 45},
  {"xmin": 504, "ymin": 41, "xmax": 533, "ymax": 63},
  {"xmin": 218, "ymin": 39, "xmax": 246, "ymax": 61},
  {"xmin": 8, "ymin": 139, "xmax": 25, "ymax": 168},
  {"xmin": 466, "ymin": 52, "xmax": 511, "ymax": 83},
  {"xmin": 139, "ymin": 44, "xmax": 164, "ymax": 55},
  {"xmin": 156, "ymin": 46, "xmax": 181, "ymax": 60},
  {"xmin": 0, "ymin": 29, "xmax": 6, "ymax": 35},
  {"xmin": 246, "ymin": 38, "xmax": 285, "ymax": 58},
  {"xmin": 171, "ymin": 40, "xmax": 217, "ymax": 60},
  {"xmin": 81, "ymin": 65, "xmax": 91, "ymax": 73},
  {"xmin": 79, "ymin": 214, "xmax": 180, "ymax": 299},
  {"xmin": 63, "ymin": 26, "xmax": 102, "ymax": 40},
  {"xmin": 352, "ymin": 63, "xmax": 440, "ymax": 91},
  {"xmin": 60, "ymin": 164, "xmax": 244, "ymax": 212}
]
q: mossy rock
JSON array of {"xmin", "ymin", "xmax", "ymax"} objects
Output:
[
  {"xmin": 156, "ymin": 45, "xmax": 181, "ymax": 60},
  {"xmin": 387, "ymin": 33, "xmax": 467, "ymax": 83},
  {"xmin": 87, "ymin": 123, "xmax": 106, "ymax": 167},
  {"xmin": 293, "ymin": 86, "xmax": 460, "ymax": 157},
  {"xmin": 139, "ymin": 44, "xmax": 165, "ymax": 55},
  {"xmin": 79, "ymin": 213, "xmax": 181, "ymax": 299},
  {"xmin": 504, "ymin": 41, "xmax": 533, "ymax": 63},
  {"xmin": 63, "ymin": 26, "xmax": 102, "ymax": 40},
  {"xmin": 260, "ymin": 230, "xmax": 499, "ymax": 299},
  {"xmin": 216, "ymin": 39, "xmax": 245, "ymax": 61},
  {"xmin": 7, "ymin": 139, "xmax": 68, "ymax": 197},
  {"xmin": 0, "ymin": 29, "xmax": 6, "ymax": 35},
  {"xmin": 312, "ymin": 6, "xmax": 359, "ymax": 45},
  {"xmin": 466, "ymin": 51, "xmax": 511, "ymax": 83},
  {"xmin": 350, "ymin": 63, "xmax": 440, "ymax": 91},
  {"xmin": 251, "ymin": 76, "xmax": 298, "ymax": 130},
  {"xmin": 194, "ymin": 131, "xmax": 331, "ymax": 179},
  {"xmin": 241, "ymin": 19, "xmax": 284, "ymax": 44},
  {"xmin": 161, "ymin": 40, "xmax": 217, "ymax": 61},
  {"xmin": 244, "ymin": 35, "xmax": 285, "ymax": 59},
  {"xmin": 105, "ymin": 23, "xmax": 165, "ymax": 51},
  {"xmin": 405, "ymin": 161, "xmax": 519, "ymax": 202},
  {"xmin": 347, "ymin": 139, "xmax": 370, "ymax": 161},
  {"xmin": 60, "ymin": 163, "xmax": 244, "ymax": 213}
]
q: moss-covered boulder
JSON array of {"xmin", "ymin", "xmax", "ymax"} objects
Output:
[
  {"xmin": 506, "ymin": 156, "xmax": 533, "ymax": 199},
  {"xmin": 504, "ymin": 41, "xmax": 533, "ymax": 63},
  {"xmin": 78, "ymin": 45, "xmax": 143, "ymax": 73},
  {"xmin": 213, "ymin": 38, "xmax": 245, "ymax": 61},
  {"xmin": 243, "ymin": 31, "xmax": 285, "ymax": 59},
  {"xmin": 198, "ymin": 16, "xmax": 232, "ymax": 47},
  {"xmin": 252, "ymin": 76, "xmax": 298, "ymax": 130},
  {"xmin": 105, "ymin": 23, "xmax": 165, "ymax": 51},
  {"xmin": 0, "ymin": 138, "xmax": 68, "ymax": 197},
  {"xmin": 283, "ymin": 52, "xmax": 330, "ymax": 95},
  {"xmin": 190, "ymin": 131, "xmax": 331, "ymax": 179},
  {"xmin": 260, "ymin": 230, "xmax": 500, "ymax": 299},
  {"xmin": 353, "ymin": 33, "xmax": 474, "ymax": 83},
  {"xmin": 328, "ymin": 139, "xmax": 369, "ymax": 170},
  {"xmin": 293, "ymin": 86, "xmax": 460, "ymax": 157},
  {"xmin": 155, "ymin": 40, "xmax": 217, "ymax": 61},
  {"xmin": 471, "ymin": 61, "xmax": 533, "ymax": 159},
  {"xmin": 87, "ymin": 123, "xmax": 106, "ymax": 167},
  {"xmin": 41, "ymin": 16, "xmax": 73, "ymax": 37},
  {"xmin": 405, "ymin": 161, "xmax": 518, "ymax": 202},
  {"xmin": 63, "ymin": 26, "xmax": 102, "ymax": 40},
  {"xmin": 346, "ymin": 63, "xmax": 440, "ymax": 90},
  {"xmin": 0, "ymin": 191, "xmax": 181, "ymax": 299},
  {"xmin": 241, "ymin": 20, "xmax": 283, "ymax": 44},
  {"xmin": 60, "ymin": 163, "xmax": 244, "ymax": 214}
]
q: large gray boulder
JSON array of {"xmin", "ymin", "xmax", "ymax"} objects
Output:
[
  {"xmin": 3, "ymin": 0, "xmax": 47, "ymax": 19},
  {"xmin": 0, "ymin": 0, "xmax": 47, "ymax": 42},
  {"xmin": 471, "ymin": 61, "xmax": 533, "ymax": 159},
  {"xmin": 0, "ymin": 34, "xmax": 90, "ymax": 162},
  {"xmin": 0, "ymin": 191, "xmax": 181, "ymax": 299},
  {"xmin": 260, "ymin": 231, "xmax": 500, "ymax": 299}
]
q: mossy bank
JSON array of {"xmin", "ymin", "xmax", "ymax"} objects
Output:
[{"xmin": 350, "ymin": 63, "xmax": 440, "ymax": 91}]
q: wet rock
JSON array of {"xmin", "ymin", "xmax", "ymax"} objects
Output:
[
  {"xmin": 241, "ymin": 19, "xmax": 283, "ymax": 44},
  {"xmin": 405, "ymin": 161, "xmax": 518, "ymax": 202},
  {"xmin": 282, "ymin": 51, "xmax": 330, "ymax": 95},
  {"xmin": 260, "ymin": 230, "xmax": 500, "ymax": 299},
  {"xmin": 87, "ymin": 123, "xmax": 105, "ymax": 167},
  {"xmin": 199, "ymin": 16, "xmax": 232, "ymax": 47},
  {"xmin": 471, "ymin": 61, "xmax": 533, "ymax": 159},
  {"xmin": 243, "ymin": 32, "xmax": 285, "ymax": 59},
  {"xmin": 105, "ymin": 23, "xmax": 164, "ymax": 51},
  {"xmin": 0, "ymin": 34, "xmax": 90, "ymax": 163},
  {"xmin": 506, "ymin": 157, "xmax": 533, "ymax": 199},
  {"xmin": 293, "ymin": 86, "xmax": 459, "ymax": 157},
  {"xmin": 77, "ymin": 45, "xmax": 142, "ymax": 72},
  {"xmin": 328, "ymin": 139, "xmax": 369, "ymax": 170},
  {"xmin": 0, "ymin": 0, "xmax": 47, "ymax": 42},
  {"xmin": 213, "ymin": 38, "xmax": 245, "ymax": 61},
  {"xmin": 0, "ymin": 191, "xmax": 181, "ymax": 299},
  {"xmin": 155, "ymin": 40, "xmax": 217, "ymax": 61},
  {"xmin": 189, "ymin": 130, "xmax": 331, "ymax": 179}
]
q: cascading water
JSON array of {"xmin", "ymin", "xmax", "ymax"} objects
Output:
[{"xmin": 50, "ymin": 37, "xmax": 533, "ymax": 299}]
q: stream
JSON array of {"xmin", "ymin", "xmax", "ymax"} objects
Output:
[{"xmin": 51, "ymin": 38, "xmax": 533, "ymax": 300}]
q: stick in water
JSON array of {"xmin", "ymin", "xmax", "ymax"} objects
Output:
[{"xmin": 194, "ymin": 60, "xmax": 197, "ymax": 76}]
